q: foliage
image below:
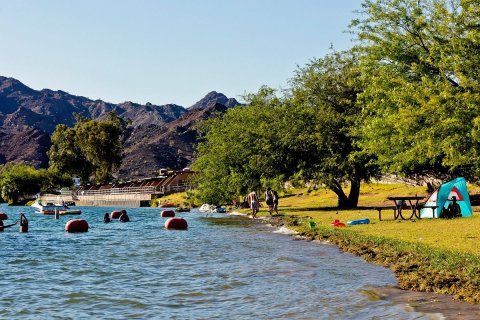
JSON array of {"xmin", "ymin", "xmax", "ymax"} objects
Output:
[
  {"xmin": 75, "ymin": 120, "xmax": 122, "ymax": 183},
  {"xmin": 48, "ymin": 124, "xmax": 92, "ymax": 182},
  {"xmin": 49, "ymin": 117, "xmax": 123, "ymax": 184},
  {"xmin": 352, "ymin": 0, "xmax": 480, "ymax": 179},
  {"xmin": 192, "ymin": 87, "xmax": 299, "ymax": 204},
  {"xmin": 0, "ymin": 163, "xmax": 70, "ymax": 204},
  {"xmin": 288, "ymin": 50, "xmax": 379, "ymax": 207},
  {"xmin": 193, "ymin": 51, "xmax": 377, "ymax": 207}
]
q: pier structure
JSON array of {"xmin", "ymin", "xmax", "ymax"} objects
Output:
[{"xmin": 39, "ymin": 169, "xmax": 194, "ymax": 207}]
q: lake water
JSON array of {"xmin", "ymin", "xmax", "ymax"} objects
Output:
[{"xmin": 0, "ymin": 205, "xmax": 447, "ymax": 319}]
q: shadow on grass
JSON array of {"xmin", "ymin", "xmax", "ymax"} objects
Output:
[{"xmin": 280, "ymin": 206, "xmax": 377, "ymax": 212}]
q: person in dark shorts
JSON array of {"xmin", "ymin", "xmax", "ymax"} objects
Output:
[
  {"xmin": 273, "ymin": 190, "xmax": 279, "ymax": 215},
  {"xmin": 265, "ymin": 187, "xmax": 274, "ymax": 215}
]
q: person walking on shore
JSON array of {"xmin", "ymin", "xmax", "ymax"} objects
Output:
[
  {"xmin": 248, "ymin": 190, "xmax": 259, "ymax": 218},
  {"xmin": 273, "ymin": 190, "xmax": 279, "ymax": 215},
  {"xmin": 265, "ymin": 187, "xmax": 274, "ymax": 215}
]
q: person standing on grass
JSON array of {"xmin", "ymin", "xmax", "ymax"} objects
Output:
[
  {"xmin": 265, "ymin": 187, "xmax": 274, "ymax": 215},
  {"xmin": 248, "ymin": 190, "xmax": 259, "ymax": 218}
]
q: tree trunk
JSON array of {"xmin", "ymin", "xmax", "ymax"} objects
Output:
[
  {"xmin": 330, "ymin": 179, "xmax": 361, "ymax": 208},
  {"xmin": 347, "ymin": 178, "xmax": 361, "ymax": 208},
  {"xmin": 330, "ymin": 180, "xmax": 349, "ymax": 208}
]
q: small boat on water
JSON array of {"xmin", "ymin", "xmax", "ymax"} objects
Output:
[
  {"xmin": 214, "ymin": 207, "xmax": 226, "ymax": 213},
  {"xmin": 199, "ymin": 204, "xmax": 216, "ymax": 212},
  {"xmin": 31, "ymin": 201, "xmax": 81, "ymax": 215}
]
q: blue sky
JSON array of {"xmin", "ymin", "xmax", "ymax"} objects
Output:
[{"xmin": 0, "ymin": 0, "xmax": 362, "ymax": 107}]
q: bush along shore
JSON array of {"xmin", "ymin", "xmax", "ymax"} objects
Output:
[{"xmin": 277, "ymin": 214, "xmax": 480, "ymax": 303}]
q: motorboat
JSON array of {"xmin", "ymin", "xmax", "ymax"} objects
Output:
[
  {"xmin": 31, "ymin": 201, "xmax": 81, "ymax": 215},
  {"xmin": 214, "ymin": 206, "xmax": 227, "ymax": 213},
  {"xmin": 199, "ymin": 204, "xmax": 216, "ymax": 212}
]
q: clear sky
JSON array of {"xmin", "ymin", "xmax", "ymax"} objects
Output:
[{"xmin": 0, "ymin": 0, "xmax": 362, "ymax": 107}]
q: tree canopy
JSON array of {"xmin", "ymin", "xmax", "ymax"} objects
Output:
[
  {"xmin": 352, "ymin": 0, "xmax": 480, "ymax": 179},
  {"xmin": 193, "ymin": 0, "xmax": 480, "ymax": 207},
  {"xmin": 0, "ymin": 163, "xmax": 70, "ymax": 204},
  {"xmin": 193, "ymin": 51, "xmax": 377, "ymax": 207},
  {"xmin": 48, "ymin": 117, "xmax": 123, "ymax": 184}
]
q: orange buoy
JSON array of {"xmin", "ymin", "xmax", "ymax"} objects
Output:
[
  {"xmin": 65, "ymin": 219, "xmax": 89, "ymax": 233},
  {"xmin": 0, "ymin": 213, "xmax": 8, "ymax": 220},
  {"xmin": 164, "ymin": 217, "xmax": 188, "ymax": 230},
  {"xmin": 110, "ymin": 211, "xmax": 122, "ymax": 219},
  {"xmin": 161, "ymin": 210, "xmax": 175, "ymax": 218}
]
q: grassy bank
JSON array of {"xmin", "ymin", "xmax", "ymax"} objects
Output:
[{"xmin": 242, "ymin": 183, "xmax": 480, "ymax": 303}]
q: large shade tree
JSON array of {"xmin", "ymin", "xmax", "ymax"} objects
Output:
[
  {"xmin": 49, "ymin": 117, "xmax": 123, "ymax": 184},
  {"xmin": 352, "ymin": 0, "xmax": 480, "ymax": 180},
  {"xmin": 288, "ymin": 51, "xmax": 378, "ymax": 207},
  {"xmin": 48, "ymin": 124, "xmax": 92, "ymax": 182},
  {"xmin": 193, "ymin": 88, "xmax": 287, "ymax": 205},
  {"xmin": 193, "ymin": 51, "xmax": 377, "ymax": 208}
]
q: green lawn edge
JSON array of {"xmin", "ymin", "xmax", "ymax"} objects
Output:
[{"xmin": 285, "ymin": 215, "xmax": 480, "ymax": 303}]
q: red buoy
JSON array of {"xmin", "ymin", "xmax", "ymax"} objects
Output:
[
  {"xmin": 164, "ymin": 217, "xmax": 188, "ymax": 230},
  {"xmin": 0, "ymin": 213, "xmax": 8, "ymax": 220},
  {"xmin": 65, "ymin": 219, "xmax": 89, "ymax": 233},
  {"xmin": 161, "ymin": 210, "xmax": 175, "ymax": 218},
  {"xmin": 110, "ymin": 211, "xmax": 122, "ymax": 219}
]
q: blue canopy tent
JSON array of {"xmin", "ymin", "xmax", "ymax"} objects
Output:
[{"xmin": 420, "ymin": 177, "xmax": 472, "ymax": 218}]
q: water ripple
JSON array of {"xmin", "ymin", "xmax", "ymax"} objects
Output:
[{"xmin": 0, "ymin": 205, "xmax": 442, "ymax": 319}]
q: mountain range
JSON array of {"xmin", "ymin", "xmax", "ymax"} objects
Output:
[{"xmin": 0, "ymin": 76, "xmax": 240, "ymax": 179}]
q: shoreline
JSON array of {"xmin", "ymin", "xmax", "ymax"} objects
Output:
[{"xmin": 230, "ymin": 210, "xmax": 480, "ymax": 317}]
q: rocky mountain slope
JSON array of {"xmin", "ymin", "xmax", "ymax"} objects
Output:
[{"xmin": 0, "ymin": 76, "xmax": 240, "ymax": 178}]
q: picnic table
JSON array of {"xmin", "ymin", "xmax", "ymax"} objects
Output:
[{"xmin": 387, "ymin": 196, "xmax": 425, "ymax": 220}]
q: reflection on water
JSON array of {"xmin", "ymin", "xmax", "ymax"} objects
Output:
[{"xmin": 0, "ymin": 205, "xmax": 459, "ymax": 319}]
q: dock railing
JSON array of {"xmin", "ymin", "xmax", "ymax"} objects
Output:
[{"xmin": 61, "ymin": 184, "xmax": 192, "ymax": 196}]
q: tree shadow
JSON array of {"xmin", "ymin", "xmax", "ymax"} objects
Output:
[{"xmin": 280, "ymin": 206, "xmax": 376, "ymax": 212}]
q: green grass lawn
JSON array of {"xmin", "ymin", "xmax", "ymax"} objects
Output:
[{"xmin": 251, "ymin": 183, "xmax": 480, "ymax": 256}]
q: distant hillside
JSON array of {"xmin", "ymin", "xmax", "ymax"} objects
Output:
[{"xmin": 0, "ymin": 76, "xmax": 238, "ymax": 178}]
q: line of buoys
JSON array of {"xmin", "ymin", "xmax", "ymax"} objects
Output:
[
  {"xmin": 161, "ymin": 210, "xmax": 175, "ymax": 218},
  {"xmin": 0, "ymin": 213, "xmax": 8, "ymax": 220},
  {"xmin": 110, "ymin": 211, "xmax": 122, "ymax": 219},
  {"xmin": 164, "ymin": 217, "xmax": 188, "ymax": 230},
  {"xmin": 65, "ymin": 219, "xmax": 89, "ymax": 233}
]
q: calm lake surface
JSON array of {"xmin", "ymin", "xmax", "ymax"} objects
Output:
[{"xmin": 0, "ymin": 205, "xmax": 444, "ymax": 319}]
